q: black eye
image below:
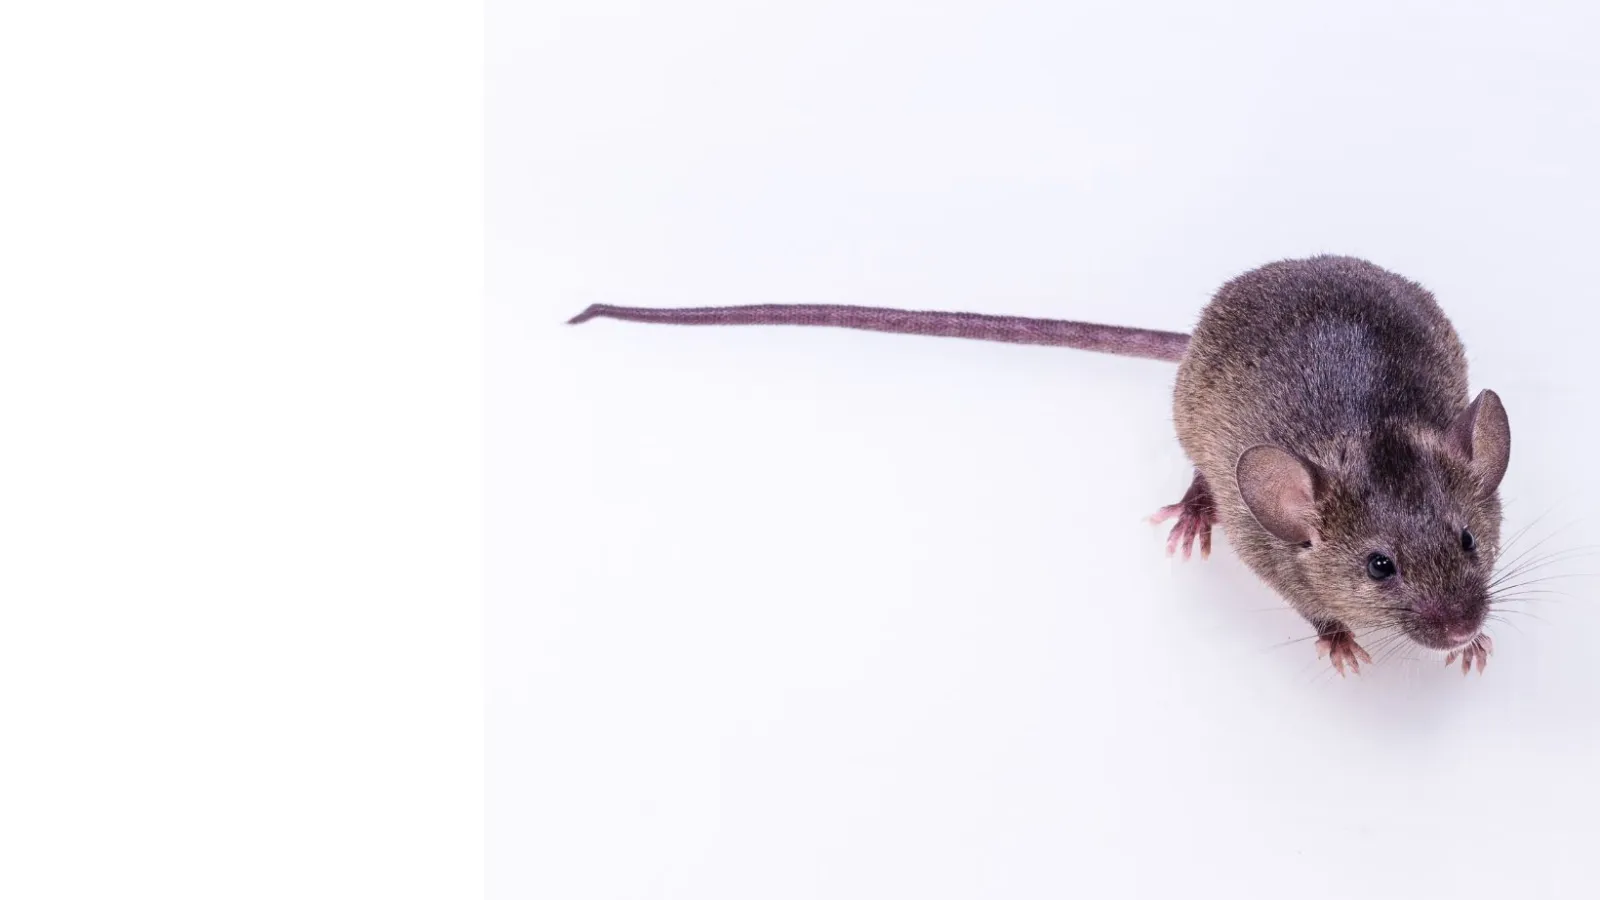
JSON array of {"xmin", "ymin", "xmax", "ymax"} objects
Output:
[
  {"xmin": 1461, "ymin": 528, "xmax": 1477, "ymax": 553},
  {"xmin": 1366, "ymin": 552, "xmax": 1396, "ymax": 580}
]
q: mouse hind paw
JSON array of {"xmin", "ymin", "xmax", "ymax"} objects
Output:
[{"xmin": 1149, "ymin": 470, "xmax": 1217, "ymax": 561}]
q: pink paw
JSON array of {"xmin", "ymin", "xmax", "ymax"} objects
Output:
[
  {"xmin": 1149, "ymin": 472, "xmax": 1217, "ymax": 561},
  {"xmin": 1316, "ymin": 631, "xmax": 1372, "ymax": 677},
  {"xmin": 1445, "ymin": 634, "xmax": 1494, "ymax": 675}
]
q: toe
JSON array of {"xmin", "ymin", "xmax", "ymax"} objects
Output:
[{"xmin": 1148, "ymin": 505, "xmax": 1181, "ymax": 525}]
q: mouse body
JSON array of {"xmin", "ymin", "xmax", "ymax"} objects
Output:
[
  {"xmin": 1167, "ymin": 256, "xmax": 1508, "ymax": 674},
  {"xmin": 570, "ymin": 255, "xmax": 1511, "ymax": 675}
]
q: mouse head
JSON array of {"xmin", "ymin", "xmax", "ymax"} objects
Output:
[{"xmin": 1237, "ymin": 390, "xmax": 1511, "ymax": 651}]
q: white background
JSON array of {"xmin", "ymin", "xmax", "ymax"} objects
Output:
[
  {"xmin": 494, "ymin": 2, "xmax": 1600, "ymax": 898},
  {"xmin": 1, "ymin": 3, "xmax": 480, "ymax": 897}
]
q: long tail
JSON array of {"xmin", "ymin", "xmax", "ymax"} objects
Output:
[{"xmin": 568, "ymin": 303, "xmax": 1190, "ymax": 362}]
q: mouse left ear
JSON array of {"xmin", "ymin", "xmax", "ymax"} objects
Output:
[
  {"xmin": 1448, "ymin": 389, "xmax": 1510, "ymax": 496},
  {"xmin": 1236, "ymin": 445, "xmax": 1321, "ymax": 545}
]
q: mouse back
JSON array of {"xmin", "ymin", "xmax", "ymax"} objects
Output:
[{"xmin": 1176, "ymin": 255, "xmax": 1469, "ymax": 458}]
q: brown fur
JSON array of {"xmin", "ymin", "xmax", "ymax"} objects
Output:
[{"xmin": 1174, "ymin": 256, "xmax": 1505, "ymax": 647}]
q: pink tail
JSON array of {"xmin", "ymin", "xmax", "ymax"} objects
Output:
[{"xmin": 568, "ymin": 303, "xmax": 1189, "ymax": 362}]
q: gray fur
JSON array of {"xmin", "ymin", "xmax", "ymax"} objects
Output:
[{"xmin": 1174, "ymin": 255, "xmax": 1507, "ymax": 648}]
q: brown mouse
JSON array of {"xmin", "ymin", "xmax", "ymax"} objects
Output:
[{"xmin": 569, "ymin": 255, "xmax": 1512, "ymax": 676}]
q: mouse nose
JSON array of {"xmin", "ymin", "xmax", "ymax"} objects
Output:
[{"xmin": 1412, "ymin": 597, "xmax": 1487, "ymax": 649}]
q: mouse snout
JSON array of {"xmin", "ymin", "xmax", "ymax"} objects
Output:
[
  {"xmin": 1408, "ymin": 601, "xmax": 1487, "ymax": 650},
  {"xmin": 1410, "ymin": 621, "xmax": 1482, "ymax": 650}
]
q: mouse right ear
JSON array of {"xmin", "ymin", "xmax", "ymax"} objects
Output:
[
  {"xmin": 1236, "ymin": 445, "xmax": 1320, "ymax": 544},
  {"xmin": 1448, "ymin": 389, "xmax": 1511, "ymax": 497}
]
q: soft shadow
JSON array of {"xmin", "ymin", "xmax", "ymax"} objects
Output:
[{"xmin": 1173, "ymin": 527, "xmax": 1476, "ymax": 736}]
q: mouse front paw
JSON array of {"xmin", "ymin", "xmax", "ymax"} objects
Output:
[
  {"xmin": 1445, "ymin": 634, "xmax": 1493, "ymax": 675},
  {"xmin": 1315, "ymin": 628, "xmax": 1372, "ymax": 677},
  {"xmin": 1149, "ymin": 470, "xmax": 1217, "ymax": 561}
]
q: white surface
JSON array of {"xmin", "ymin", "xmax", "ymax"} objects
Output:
[
  {"xmin": 492, "ymin": 2, "xmax": 1600, "ymax": 897},
  {"xmin": 1, "ymin": 3, "xmax": 481, "ymax": 897}
]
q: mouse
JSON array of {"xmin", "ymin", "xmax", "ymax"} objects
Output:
[{"xmin": 569, "ymin": 255, "xmax": 1512, "ymax": 677}]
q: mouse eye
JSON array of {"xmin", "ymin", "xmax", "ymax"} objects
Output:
[
  {"xmin": 1461, "ymin": 528, "xmax": 1477, "ymax": 553},
  {"xmin": 1366, "ymin": 552, "xmax": 1397, "ymax": 580}
]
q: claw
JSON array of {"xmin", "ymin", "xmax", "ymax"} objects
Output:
[
  {"xmin": 1445, "ymin": 634, "xmax": 1494, "ymax": 676},
  {"xmin": 1316, "ymin": 630, "xmax": 1369, "ymax": 677},
  {"xmin": 1148, "ymin": 504, "xmax": 1182, "ymax": 526},
  {"xmin": 1151, "ymin": 472, "xmax": 1217, "ymax": 564}
]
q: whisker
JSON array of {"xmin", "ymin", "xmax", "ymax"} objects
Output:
[
  {"xmin": 1492, "ymin": 563, "xmax": 1584, "ymax": 591},
  {"xmin": 1496, "ymin": 513, "xmax": 1542, "ymax": 552},
  {"xmin": 1491, "ymin": 585, "xmax": 1567, "ymax": 597},
  {"xmin": 1490, "ymin": 519, "xmax": 1583, "ymax": 579},
  {"xmin": 1486, "ymin": 619, "xmax": 1527, "ymax": 643},
  {"xmin": 1492, "ymin": 606, "xmax": 1550, "ymax": 621},
  {"xmin": 1489, "ymin": 547, "xmax": 1600, "ymax": 588},
  {"xmin": 1491, "ymin": 539, "xmax": 1600, "ymax": 573},
  {"xmin": 1373, "ymin": 630, "xmax": 1415, "ymax": 664},
  {"xmin": 1261, "ymin": 619, "xmax": 1401, "ymax": 652},
  {"xmin": 1491, "ymin": 591, "xmax": 1571, "ymax": 605},
  {"xmin": 1376, "ymin": 637, "xmax": 1413, "ymax": 667},
  {"xmin": 1491, "ymin": 574, "xmax": 1600, "ymax": 597},
  {"xmin": 1495, "ymin": 509, "xmax": 1553, "ymax": 557}
]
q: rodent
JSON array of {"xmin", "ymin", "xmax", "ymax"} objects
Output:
[{"xmin": 569, "ymin": 255, "xmax": 1512, "ymax": 677}]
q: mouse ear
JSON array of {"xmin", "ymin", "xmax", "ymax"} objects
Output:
[
  {"xmin": 1236, "ymin": 445, "xmax": 1320, "ymax": 544},
  {"xmin": 1447, "ymin": 389, "xmax": 1510, "ymax": 496}
]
